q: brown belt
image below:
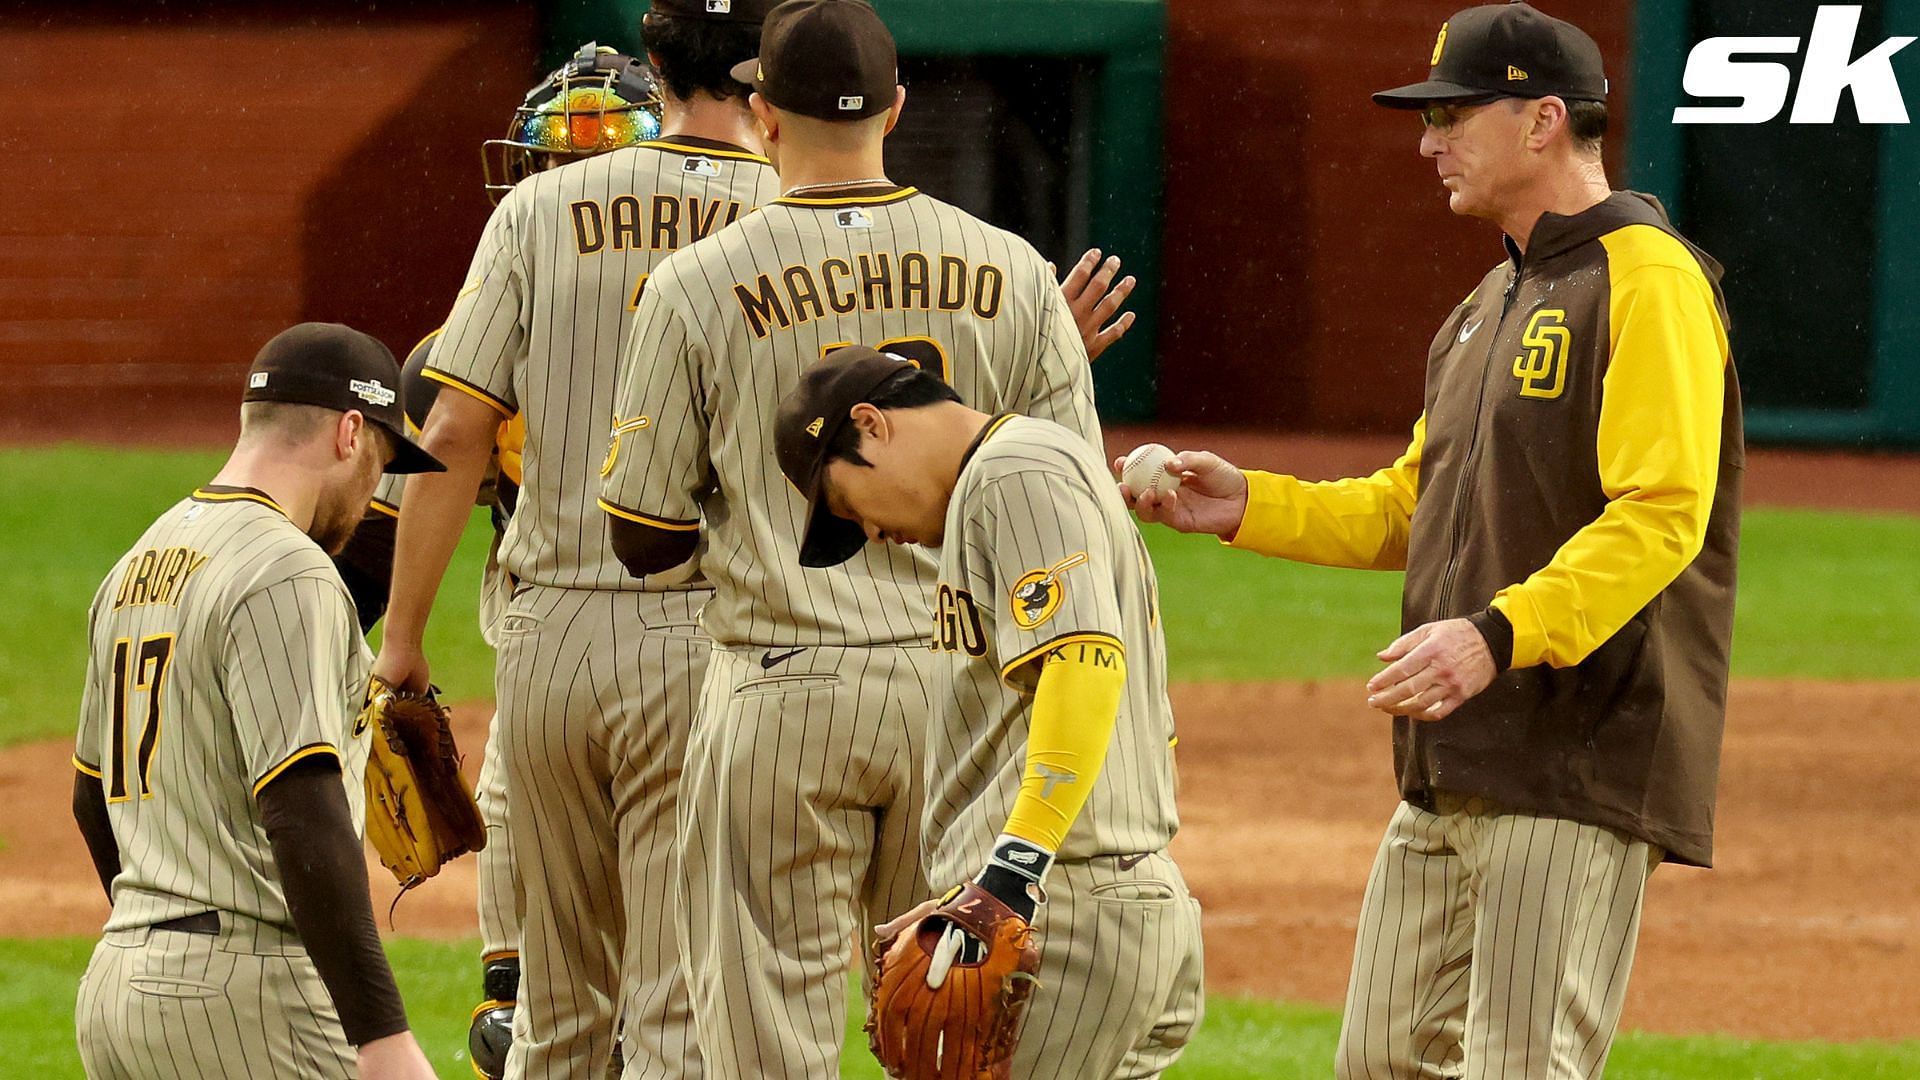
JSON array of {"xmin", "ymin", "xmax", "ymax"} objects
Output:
[{"xmin": 151, "ymin": 911, "xmax": 220, "ymax": 935}]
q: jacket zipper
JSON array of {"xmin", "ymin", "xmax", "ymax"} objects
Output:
[{"xmin": 1435, "ymin": 260, "xmax": 1522, "ymax": 618}]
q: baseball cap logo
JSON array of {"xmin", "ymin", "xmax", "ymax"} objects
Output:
[
  {"xmin": 249, "ymin": 371, "xmax": 269, "ymax": 389},
  {"xmin": 1431, "ymin": 21, "xmax": 1448, "ymax": 66},
  {"xmin": 806, "ymin": 417, "xmax": 825, "ymax": 438},
  {"xmin": 707, "ymin": 0, "xmax": 731, "ymax": 12},
  {"xmin": 1507, "ymin": 65, "xmax": 1528, "ymax": 81},
  {"xmin": 838, "ymin": 95, "xmax": 864, "ymax": 111},
  {"xmin": 349, "ymin": 378, "xmax": 396, "ymax": 407}
]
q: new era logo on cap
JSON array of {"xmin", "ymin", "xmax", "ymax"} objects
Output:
[
  {"xmin": 350, "ymin": 378, "xmax": 396, "ymax": 407},
  {"xmin": 838, "ymin": 95, "xmax": 864, "ymax": 111},
  {"xmin": 805, "ymin": 417, "xmax": 825, "ymax": 437},
  {"xmin": 1508, "ymin": 65, "xmax": 1528, "ymax": 80}
]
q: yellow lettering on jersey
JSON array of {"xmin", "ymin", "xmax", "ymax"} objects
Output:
[
  {"xmin": 571, "ymin": 200, "xmax": 606, "ymax": 254},
  {"xmin": 114, "ymin": 547, "xmax": 209, "ymax": 609},
  {"xmin": 734, "ymin": 275, "xmax": 793, "ymax": 339},
  {"xmin": 858, "ymin": 252, "xmax": 894, "ymax": 309},
  {"xmin": 821, "ymin": 258, "xmax": 857, "ymax": 314},
  {"xmin": 933, "ymin": 584, "xmax": 988, "ymax": 657},
  {"xmin": 900, "ymin": 252, "xmax": 932, "ymax": 310},
  {"xmin": 783, "ymin": 264, "xmax": 827, "ymax": 323},
  {"xmin": 1513, "ymin": 309, "xmax": 1571, "ymax": 399},
  {"xmin": 626, "ymin": 272, "xmax": 651, "ymax": 312},
  {"xmin": 645, "ymin": 194, "xmax": 677, "ymax": 251}
]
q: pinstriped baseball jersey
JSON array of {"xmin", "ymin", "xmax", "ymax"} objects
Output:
[
  {"xmin": 73, "ymin": 487, "xmax": 372, "ymax": 933},
  {"xmin": 600, "ymin": 184, "xmax": 1102, "ymax": 647},
  {"xmin": 423, "ymin": 138, "xmax": 780, "ymax": 591},
  {"xmin": 926, "ymin": 415, "xmax": 1177, "ymax": 886}
]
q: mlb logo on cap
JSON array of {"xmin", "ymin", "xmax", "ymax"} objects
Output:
[
  {"xmin": 838, "ymin": 95, "xmax": 864, "ymax": 111},
  {"xmin": 707, "ymin": 0, "xmax": 731, "ymax": 12},
  {"xmin": 249, "ymin": 371, "xmax": 269, "ymax": 389}
]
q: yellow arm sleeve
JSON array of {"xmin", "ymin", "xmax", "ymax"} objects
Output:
[
  {"xmin": 1492, "ymin": 243, "xmax": 1728, "ymax": 669},
  {"xmin": 1001, "ymin": 644, "xmax": 1129, "ymax": 852},
  {"xmin": 1225, "ymin": 415, "xmax": 1425, "ymax": 571}
]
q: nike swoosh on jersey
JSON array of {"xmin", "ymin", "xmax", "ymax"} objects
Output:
[
  {"xmin": 760, "ymin": 647, "xmax": 807, "ymax": 670},
  {"xmin": 1458, "ymin": 318, "xmax": 1483, "ymax": 344}
]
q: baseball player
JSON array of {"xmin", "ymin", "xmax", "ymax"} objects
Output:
[
  {"xmin": 71, "ymin": 324, "xmax": 442, "ymax": 1080},
  {"xmin": 599, "ymin": 3, "xmax": 1103, "ymax": 1073},
  {"xmin": 1127, "ymin": 6, "xmax": 1741, "ymax": 1077},
  {"xmin": 335, "ymin": 38, "xmax": 656, "ymax": 1073},
  {"xmin": 370, "ymin": 5, "xmax": 785, "ymax": 1077},
  {"xmin": 773, "ymin": 348, "xmax": 1204, "ymax": 1076},
  {"xmin": 333, "ymin": 328, "xmax": 527, "ymax": 1078}
]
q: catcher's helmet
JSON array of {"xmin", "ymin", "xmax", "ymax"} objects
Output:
[{"xmin": 482, "ymin": 43, "xmax": 663, "ymax": 204}]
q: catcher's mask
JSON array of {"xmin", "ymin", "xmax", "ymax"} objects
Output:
[{"xmin": 482, "ymin": 42, "xmax": 663, "ymax": 204}]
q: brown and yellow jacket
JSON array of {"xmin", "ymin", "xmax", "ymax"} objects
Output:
[{"xmin": 1232, "ymin": 191, "xmax": 1742, "ymax": 866}]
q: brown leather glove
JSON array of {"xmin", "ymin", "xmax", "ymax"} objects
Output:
[
  {"xmin": 360, "ymin": 675, "xmax": 487, "ymax": 890},
  {"xmin": 866, "ymin": 882, "xmax": 1043, "ymax": 1079}
]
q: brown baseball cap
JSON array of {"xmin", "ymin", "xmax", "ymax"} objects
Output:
[
  {"xmin": 243, "ymin": 322, "xmax": 445, "ymax": 474},
  {"xmin": 774, "ymin": 345, "xmax": 917, "ymax": 567},
  {"xmin": 646, "ymin": 0, "xmax": 782, "ymax": 23},
  {"xmin": 729, "ymin": 0, "xmax": 898, "ymax": 121},
  {"xmin": 1374, "ymin": 2, "xmax": 1607, "ymax": 108}
]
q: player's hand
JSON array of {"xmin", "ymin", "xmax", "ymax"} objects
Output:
[
  {"xmin": 1366, "ymin": 618, "xmax": 1496, "ymax": 722},
  {"xmin": 371, "ymin": 642, "xmax": 431, "ymax": 695},
  {"xmin": 356, "ymin": 1031, "xmax": 436, "ymax": 1079},
  {"xmin": 1113, "ymin": 450, "xmax": 1249, "ymax": 539},
  {"xmin": 874, "ymin": 897, "xmax": 942, "ymax": 949},
  {"xmin": 1056, "ymin": 248, "xmax": 1137, "ymax": 362}
]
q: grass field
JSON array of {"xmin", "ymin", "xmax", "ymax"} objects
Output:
[
  {"xmin": 4, "ymin": 443, "xmax": 1919, "ymax": 1076},
  {"xmin": 5, "ymin": 937, "xmax": 1917, "ymax": 1079},
  {"xmin": 3, "ymin": 445, "xmax": 1919, "ymax": 744}
]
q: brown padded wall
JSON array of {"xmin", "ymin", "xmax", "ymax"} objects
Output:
[
  {"xmin": 0, "ymin": 6, "xmax": 538, "ymax": 439},
  {"xmin": 1157, "ymin": 0, "xmax": 1631, "ymax": 433}
]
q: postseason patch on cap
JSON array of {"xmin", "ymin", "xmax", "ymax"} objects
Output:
[{"xmin": 351, "ymin": 378, "xmax": 397, "ymax": 407}]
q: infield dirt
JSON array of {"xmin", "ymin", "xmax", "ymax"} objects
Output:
[{"xmin": 4, "ymin": 678, "xmax": 1913, "ymax": 1041}]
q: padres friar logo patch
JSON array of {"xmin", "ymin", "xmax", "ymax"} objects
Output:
[{"xmin": 1010, "ymin": 552, "xmax": 1090, "ymax": 630}]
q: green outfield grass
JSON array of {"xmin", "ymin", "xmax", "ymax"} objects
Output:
[
  {"xmin": 3, "ymin": 937, "xmax": 1915, "ymax": 1078},
  {"xmin": 3, "ymin": 445, "xmax": 1919, "ymax": 745}
]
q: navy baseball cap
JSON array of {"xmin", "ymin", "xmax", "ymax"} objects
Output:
[
  {"xmin": 1374, "ymin": 2, "xmax": 1608, "ymax": 108},
  {"xmin": 244, "ymin": 323, "xmax": 445, "ymax": 475}
]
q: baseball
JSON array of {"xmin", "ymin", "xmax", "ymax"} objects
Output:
[{"xmin": 1122, "ymin": 442, "xmax": 1182, "ymax": 497}]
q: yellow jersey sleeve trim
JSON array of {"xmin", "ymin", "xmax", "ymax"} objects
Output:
[
  {"xmin": 775, "ymin": 186, "xmax": 921, "ymax": 208},
  {"xmin": 1225, "ymin": 415, "xmax": 1425, "ymax": 571},
  {"xmin": 367, "ymin": 498, "xmax": 400, "ymax": 519},
  {"xmin": 1493, "ymin": 227, "xmax": 1727, "ymax": 669},
  {"xmin": 251, "ymin": 743, "xmax": 342, "ymax": 797},
  {"xmin": 999, "ymin": 631, "xmax": 1126, "ymax": 685},
  {"xmin": 597, "ymin": 498, "xmax": 699, "ymax": 531},
  {"xmin": 421, "ymin": 367, "xmax": 514, "ymax": 419},
  {"xmin": 640, "ymin": 139, "xmax": 772, "ymax": 165},
  {"xmin": 73, "ymin": 755, "xmax": 103, "ymax": 778}
]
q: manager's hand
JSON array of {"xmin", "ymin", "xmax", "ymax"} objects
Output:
[
  {"xmin": 1056, "ymin": 248, "xmax": 1137, "ymax": 362},
  {"xmin": 1366, "ymin": 618, "xmax": 1496, "ymax": 722},
  {"xmin": 1113, "ymin": 450, "xmax": 1249, "ymax": 538}
]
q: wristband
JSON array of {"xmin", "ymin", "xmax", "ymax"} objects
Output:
[{"xmin": 974, "ymin": 834, "xmax": 1053, "ymax": 922}]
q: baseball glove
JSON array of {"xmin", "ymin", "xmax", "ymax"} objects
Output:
[
  {"xmin": 866, "ymin": 882, "xmax": 1042, "ymax": 1079},
  {"xmin": 360, "ymin": 675, "xmax": 486, "ymax": 889}
]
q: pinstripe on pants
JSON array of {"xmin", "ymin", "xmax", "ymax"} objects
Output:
[
  {"xmin": 76, "ymin": 921, "xmax": 353, "ymax": 1079},
  {"xmin": 1335, "ymin": 794, "xmax": 1661, "ymax": 1080},
  {"xmin": 475, "ymin": 707, "xmax": 522, "ymax": 964},
  {"xmin": 676, "ymin": 643, "xmax": 934, "ymax": 1079},
  {"xmin": 494, "ymin": 583, "xmax": 710, "ymax": 1080}
]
